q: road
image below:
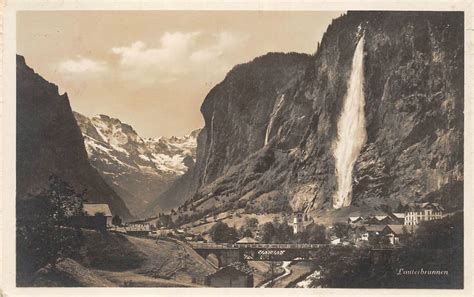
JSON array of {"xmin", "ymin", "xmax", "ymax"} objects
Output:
[
  {"xmin": 295, "ymin": 269, "xmax": 321, "ymax": 288},
  {"xmin": 259, "ymin": 261, "xmax": 292, "ymax": 288}
]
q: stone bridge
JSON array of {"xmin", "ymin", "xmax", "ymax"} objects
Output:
[{"xmin": 191, "ymin": 243, "xmax": 330, "ymax": 267}]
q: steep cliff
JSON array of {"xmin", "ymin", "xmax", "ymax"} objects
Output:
[
  {"xmin": 148, "ymin": 11, "xmax": 463, "ymax": 221},
  {"xmin": 16, "ymin": 55, "xmax": 132, "ymax": 220}
]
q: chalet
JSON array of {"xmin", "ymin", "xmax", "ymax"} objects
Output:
[
  {"xmin": 74, "ymin": 203, "xmax": 113, "ymax": 230},
  {"xmin": 382, "ymin": 225, "xmax": 405, "ymax": 245},
  {"xmin": 364, "ymin": 225, "xmax": 386, "ymax": 240},
  {"xmin": 205, "ymin": 262, "xmax": 254, "ymax": 287},
  {"xmin": 403, "ymin": 202, "xmax": 444, "ymax": 225}
]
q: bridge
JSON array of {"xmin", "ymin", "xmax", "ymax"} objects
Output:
[{"xmin": 190, "ymin": 242, "xmax": 330, "ymax": 267}]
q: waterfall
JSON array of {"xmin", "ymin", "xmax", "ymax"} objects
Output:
[
  {"xmin": 264, "ymin": 94, "xmax": 285, "ymax": 146},
  {"xmin": 332, "ymin": 36, "xmax": 367, "ymax": 209},
  {"xmin": 202, "ymin": 110, "xmax": 215, "ymax": 184}
]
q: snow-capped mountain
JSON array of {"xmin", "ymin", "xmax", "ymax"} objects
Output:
[{"xmin": 73, "ymin": 112, "xmax": 199, "ymax": 216}]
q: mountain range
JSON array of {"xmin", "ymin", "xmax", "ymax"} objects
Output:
[{"xmin": 74, "ymin": 112, "xmax": 199, "ymax": 216}]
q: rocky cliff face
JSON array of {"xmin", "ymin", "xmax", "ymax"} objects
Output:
[
  {"xmin": 16, "ymin": 55, "xmax": 132, "ymax": 220},
  {"xmin": 149, "ymin": 11, "xmax": 464, "ymax": 221},
  {"xmin": 74, "ymin": 112, "xmax": 198, "ymax": 215}
]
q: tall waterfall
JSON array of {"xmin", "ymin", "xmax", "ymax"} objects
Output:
[
  {"xmin": 332, "ymin": 36, "xmax": 367, "ymax": 209},
  {"xmin": 202, "ymin": 110, "xmax": 215, "ymax": 184},
  {"xmin": 264, "ymin": 94, "xmax": 285, "ymax": 146}
]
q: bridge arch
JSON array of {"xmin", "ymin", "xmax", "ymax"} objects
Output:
[{"xmin": 205, "ymin": 252, "xmax": 221, "ymax": 268}]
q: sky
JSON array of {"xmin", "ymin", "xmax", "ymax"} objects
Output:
[{"xmin": 17, "ymin": 11, "xmax": 343, "ymax": 137}]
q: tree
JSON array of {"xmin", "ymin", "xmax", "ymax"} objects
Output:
[
  {"xmin": 260, "ymin": 222, "xmax": 276, "ymax": 243},
  {"xmin": 210, "ymin": 222, "xmax": 238, "ymax": 243},
  {"xmin": 245, "ymin": 217, "xmax": 259, "ymax": 228},
  {"xmin": 299, "ymin": 223, "xmax": 327, "ymax": 244},
  {"xmin": 17, "ymin": 176, "xmax": 84, "ymax": 284},
  {"xmin": 112, "ymin": 215, "xmax": 122, "ymax": 226},
  {"xmin": 158, "ymin": 214, "xmax": 174, "ymax": 229},
  {"xmin": 238, "ymin": 226, "xmax": 253, "ymax": 238},
  {"xmin": 332, "ymin": 222, "xmax": 350, "ymax": 239}
]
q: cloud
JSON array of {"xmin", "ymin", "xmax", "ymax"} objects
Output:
[
  {"xmin": 58, "ymin": 56, "xmax": 107, "ymax": 74},
  {"xmin": 190, "ymin": 32, "xmax": 238, "ymax": 63},
  {"xmin": 111, "ymin": 31, "xmax": 242, "ymax": 85}
]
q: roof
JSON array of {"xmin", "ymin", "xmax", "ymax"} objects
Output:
[
  {"xmin": 236, "ymin": 237, "xmax": 258, "ymax": 244},
  {"xmin": 375, "ymin": 215, "xmax": 389, "ymax": 221},
  {"xmin": 392, "ymin": 213, "xmax": 405, "ymax": 218},
  {"xmin": 365, "ymin": 225, "xmax": 386, "ymax": 232},
  {"xmin": 384, "ymin": 225, "xmax": 406, "ymax": 235},
  {"xmin": 83, "ymin": 204, "xmax": 112, "ymax": 217},
  {"xmin": 404, "ymin": 202, "xmax": 444, "ymax": 212},
  {"xmin": 348, "ymin": 216, "xmax": 363, "ymax": 222}
]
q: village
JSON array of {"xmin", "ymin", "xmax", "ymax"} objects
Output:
[
  {"xmin": 71, "ymin": 201, "xmax": 448, "ymax": 287},
  {"xmin": 79, "ymin": 201, "xmax": 445, "ymax": 246}
]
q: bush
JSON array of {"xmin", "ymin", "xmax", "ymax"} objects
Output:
[{"xmin": 209, "ymin": 222, "xmax": 239, "ymax": 243}]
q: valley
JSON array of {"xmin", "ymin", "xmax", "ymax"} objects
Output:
[{"xmin": 15, "ymin": 10, "xmax": 464, "ymax": 289}]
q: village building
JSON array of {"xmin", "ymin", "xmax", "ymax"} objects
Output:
[
  {"xmin": 205, "ymin": 262, "xmax": 254, "ymax": 287},
  {"xmin": 74, "ymin": 203, "xmax": 113, "ymax": 230},
  {"xmin": 125, "ymin": 223, "xmax": 151, "ymax": 236},
  {"xmin": 382, "ymin": 225, "xmax": 405, "ymax": 245},
  {"xmin": 403, "ymin": 202, "xmax": 444, "ymax": 225},
  {"xmin": 292, "ymin": 212, "xmax": 313, "ymax": 234},
  {"xmin": 364, "ymin": 225, "xmax": 386, "ymax": 240}
]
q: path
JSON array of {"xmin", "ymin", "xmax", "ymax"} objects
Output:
[{"xmin": 259, "ymin": 261, "xmax": 292, "ymax": 288}]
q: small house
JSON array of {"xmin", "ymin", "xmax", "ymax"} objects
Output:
[
  {"xmin": 205, "ymin": 262, "xmax": 254, "ymax": 287},
  {"xmin": 364, "ymin": 225, "xmax": 386, "ymax": 240},
  {"xmin": 382, "ymin": 225, "xmax": 405, "ymax": 245},
  {"xmin": 74, "ymin": 203, "xmax": 113, "ymax": 230}
]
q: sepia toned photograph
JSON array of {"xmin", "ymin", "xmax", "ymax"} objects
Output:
[{"xmin": 2, "ymin": 2, "xmax": 469, "ymax": 294}]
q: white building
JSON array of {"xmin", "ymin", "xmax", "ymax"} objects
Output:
[
  {"xmin": 292, "ymin": 213, "xmax": 313, "ymax": 234},
  {"xmin": 403, "ymin": 202, "xmax": 444, "ymax": 225}
]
